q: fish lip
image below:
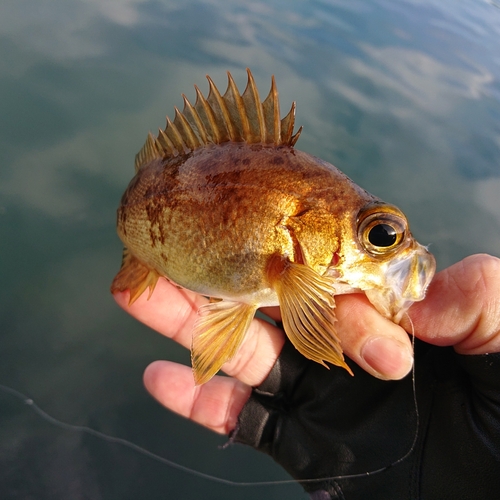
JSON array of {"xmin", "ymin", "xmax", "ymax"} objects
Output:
[
  {"xmin": 385, "ymin": 243, "xmax": 436, "ymax": 323},
  {"xmin": 330, "ymin": 238, "xmax": 436, "ymax": 324}
]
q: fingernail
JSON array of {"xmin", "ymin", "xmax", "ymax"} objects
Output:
[{"xmin": 361, "ymin": 336, "xmax": 413, "ymax": 380}]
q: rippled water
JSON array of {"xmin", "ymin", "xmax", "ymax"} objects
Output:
[{"xmin": 1, "ymin": 1, "xmax": 499, "ymax": 498}]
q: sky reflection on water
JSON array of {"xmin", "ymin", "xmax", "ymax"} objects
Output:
[{"xmin": 0, "ymin": 1, "xmax": 499, "ymax": 499}]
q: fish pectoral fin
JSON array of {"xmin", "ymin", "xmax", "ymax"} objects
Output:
[
  {"xmin": 268, "ymin": 256, "xmax": 353, "ymax": 375},
  {"xmin": 191, "ymin": 301, "xmax": 257, "ymax": 385},
  {"xmin": 110, "ymin": 248, "xmax": 160, "ymax": 305}
]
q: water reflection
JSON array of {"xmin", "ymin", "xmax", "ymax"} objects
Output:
[{"xmin": 1, "ymin": 0, "xmax": 499, "ymax": 499}]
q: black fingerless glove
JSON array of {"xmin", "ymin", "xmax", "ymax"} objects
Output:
[{"xmin": 231, "ymin": 339, "xmax": 500, "ymax": 499}]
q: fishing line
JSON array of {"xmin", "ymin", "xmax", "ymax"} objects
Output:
[
  {"xmin": 291, "ymin": 313, "xmax": 420, "ymax": 485},
  {"xmin": 0, "ymin": 324, "xmax": 419, "ymax": 488}
]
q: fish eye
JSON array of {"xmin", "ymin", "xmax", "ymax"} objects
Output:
[
  {"xmin": 368, "ymin": 223, "xmax": 397, "ymax": 247},
  {"xmin": 357, "ymin": 207, "xmax": 408, "ymax": 256}
]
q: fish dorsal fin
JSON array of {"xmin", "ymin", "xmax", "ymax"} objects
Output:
[{"xmin": 134, "ymin": 68, "xmax": 303, "ymax": 172}]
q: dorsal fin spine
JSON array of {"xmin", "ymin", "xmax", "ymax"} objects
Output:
[
  {"xmin": 281, "ymin": 102, "xmax": 296, "ymax": 145},
  {"xmin": 158, "ymin": 128, "xmax": 176, "ymax": 155},
  {"xmin": 207, "ymin": 75, "xmax": 234, "ymax": 142},
  {"xmin": 165, "ymin": 116, "xmax": 186, "ymax": 153},
  {"xmin": 182, "ymin": 94, "xmax": 208, "ymax": 144},
  {"xmin": 242, "ymin": 69, "xmax": 265, "ymax": 143},
  {"xmin": 134, "ymin": 69, "xmax": 302, "ymax": 171},
  {"xmin": 154, "ymin": 136, "xmax": 170, "ymax": 160},
  {"xmin": 290, "ymin": 126, "xmax": 303, "ymax": 147},
  {"xmin": 262, "ymin": 76, "xmax": 281, "ymax": 144},
  {"xmin": 225, "ymin": 72, "xmax": 250, "ymax": 142},
  {"xmin": 135, "ymin": 132, "xmax": 159, "ymax": 172},
  {"xmin": 194, "ymin": 85, "xmax": 220, "ymax": 144},
  {"xmin": 173, "ymin": 107, "xmax": 200, "ymax": 150},
  {"xmin": 271, "ymin": 76, "xmax": 281, "ymax": 143}
]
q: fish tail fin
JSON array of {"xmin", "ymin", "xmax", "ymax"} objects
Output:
[
  {"xmin": 191, "ymin": 301, "xmax": 257, "ymax": 385},
  {"xmin": 267, "ymin": 255, "xmax": 353, "ymax": 375},
  {"xmin": 110, "ymin": 248, "xmax": 160, "ymax": 305}
]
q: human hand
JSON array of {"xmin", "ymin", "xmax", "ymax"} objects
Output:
[{"xmin": 112, "ymin": 253, "xmax": 500, "ymax": 435}]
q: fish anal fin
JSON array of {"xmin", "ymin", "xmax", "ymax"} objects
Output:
[
  {"xmin": 191, "ymin": 301, "xmax": 257, "ymax": 385},
  {"xmin": 110, "ymin": 248, "xmax": 160, "ymax": 305},
  {"xmin": 267, "ymin": 255, "xmax": 353, "ymax": 375}
]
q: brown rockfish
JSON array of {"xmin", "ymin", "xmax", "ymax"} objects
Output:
[{"xmin": 111, "ymin": 69, "xmax": 435, "ymax": 385}]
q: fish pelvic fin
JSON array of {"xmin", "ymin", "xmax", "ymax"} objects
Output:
[
  {"xmin": 267, "ymin": 255, "xmax": 353, "ymax": 375},
  {"xmin": 191, "ymin": 300, "xmax": 258, "ymax": 385},
  {"xmin": 110, "ymin": 248, "xmax": 160, "ymax": 305},
  {"xmin": 134, "ymin": 68, "xmax": 302, "ymax": 172}
]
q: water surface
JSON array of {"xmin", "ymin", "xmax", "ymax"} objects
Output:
[{"xmin": 1, "ymin": 1, "xmax": 499, "ymax": 498}]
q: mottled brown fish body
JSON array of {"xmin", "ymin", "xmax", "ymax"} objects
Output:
[
  {"xmin": 112, "ymin": 70, "xmax": 436, "ymax": 385},
  {"xmin": 117, "ymin": 143, "xmax": 376, "ymax": 305}
]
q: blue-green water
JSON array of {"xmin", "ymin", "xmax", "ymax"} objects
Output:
[{"xmin": 1, "ymin": 1, "xmax": 499, "ymax": 498}]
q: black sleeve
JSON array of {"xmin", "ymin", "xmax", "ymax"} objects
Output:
[{"xmin": 231, "ymin": 338, "xmax": 500, "ymax": 500}]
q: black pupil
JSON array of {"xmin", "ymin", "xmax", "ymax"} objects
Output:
[{"xmin": 368, "ymin": 223, "xmax": 398, "ymax": 247}]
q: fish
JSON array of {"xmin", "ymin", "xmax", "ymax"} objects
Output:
[{"xmin": 111, "ymin": 69, "xmax": 436, "ymax": 385}]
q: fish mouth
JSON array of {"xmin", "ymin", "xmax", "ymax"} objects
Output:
[{"xmin": 364, "ymin": 243, "xmax": 436, "ymax": 324}]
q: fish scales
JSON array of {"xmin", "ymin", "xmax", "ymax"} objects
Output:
[
  {"xmin": 119, "ymin": 144, "xmax": 375, "ymax": 297},
  {"xmin": 112, "ymin": 69, "xmax": 436, "ymax": 385}
]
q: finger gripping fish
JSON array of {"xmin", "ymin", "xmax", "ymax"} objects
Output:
[{"xmin": 111, "ymin": 69, "xmax": 436, "ymax": 385}]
